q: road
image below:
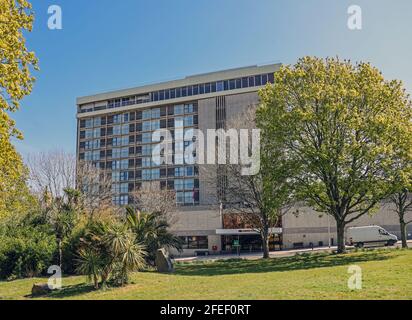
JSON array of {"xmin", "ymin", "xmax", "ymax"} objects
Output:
[{"xmin": 174, "ymin": 240, "xmax": 412, "ymax": 263}]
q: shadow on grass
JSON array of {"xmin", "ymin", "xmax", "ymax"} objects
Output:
[
  {"xmin": 41, "ymin": 283, "xmax": 96, "ymax": 299},
  {"xmin": 174, "ymin": 250, "xmax": 395, "ymax": 277}
]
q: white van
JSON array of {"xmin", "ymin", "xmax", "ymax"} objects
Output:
[{"xmin": 347, "ymin": 226, "xmax": 398, "ymax": 248}]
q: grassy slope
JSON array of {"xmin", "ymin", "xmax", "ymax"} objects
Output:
[{"xmin": 0, "ymin": 249, "xmax": 411, "ymax": 300}]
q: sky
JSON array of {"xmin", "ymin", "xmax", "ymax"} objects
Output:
[{"xmin": 12, "ymin": 0, "xmax": 412, "ymax": 156}]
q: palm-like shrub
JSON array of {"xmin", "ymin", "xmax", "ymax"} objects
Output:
[
  {"xmin": 125, "ymin": 206, "xmax": 183, "ymax": 264},
  {"xmin": 76, "ymin": 220, "xmax": 146, "ymax": 289}
]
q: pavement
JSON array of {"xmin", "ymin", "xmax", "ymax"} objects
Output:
[{"xmin": 174, "ymin": 240, "xmax": 412, "ymax": 263}]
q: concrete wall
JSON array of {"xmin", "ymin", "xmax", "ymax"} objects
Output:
[
  {"xmin": 168, "ymin": 207, "xmax": 222, "ymax": 257},
  {"xmin": 282, "ymin": 204, "xmax": 412, "ymax": 249}
]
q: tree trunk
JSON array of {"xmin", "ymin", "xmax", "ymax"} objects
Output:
[
  {"xmin": 58, "ymin": 238, "xmax": 63, "ymax": 269},
  {"xmin": 261, "ymin": 230, "xmax": 270, "ymax": 259},
  {"xmin": 336, "ymin": 221, "xmax": 346, "ymax": 254},
  {"xmin": 400, "ymin": 220, "xmax": 408, "ymax": 249}
]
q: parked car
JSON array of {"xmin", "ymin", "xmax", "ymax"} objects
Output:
[{"xmin": 346, "ymin": 226, "xmax": 398, "ymax": 248}]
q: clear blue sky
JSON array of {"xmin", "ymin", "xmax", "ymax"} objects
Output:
[{"xmin": 13, "ymin": 0, "xmax": 412, "ymax": 156}]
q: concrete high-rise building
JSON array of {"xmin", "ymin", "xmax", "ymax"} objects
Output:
[{"xmin": 76, "ymin": 64, "xmax": 411, "ymax": 256}]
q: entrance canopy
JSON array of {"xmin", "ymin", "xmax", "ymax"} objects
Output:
[{"xmin": 216, "ymin": 228, "xmax": 282, "ymax": 236}]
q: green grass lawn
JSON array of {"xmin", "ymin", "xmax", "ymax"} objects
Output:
[{"xmin": 1, "ymin": 248, "xmax": 411, "ymax": 300}]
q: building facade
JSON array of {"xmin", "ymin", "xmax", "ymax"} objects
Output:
[
  {"xmin": 76, "ymin": 64, "xmax": 412, "ymax": 256},
  {"xmin": 76, "ymin": 64, "xmax": 281, "ymax": 256}
]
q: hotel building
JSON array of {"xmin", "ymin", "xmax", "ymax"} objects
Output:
[{"xmin": 76, "ymin": 64, "xmax": 411, "ymax": 255}]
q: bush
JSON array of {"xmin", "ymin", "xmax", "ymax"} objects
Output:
[{"xmin": 0, "ymin": 225, "xmax": 57, "ymax": 280}]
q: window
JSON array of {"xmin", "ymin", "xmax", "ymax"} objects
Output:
[
  {"xmin": 85, "ymin": 119, "xmax": 93, "ymax": 128},
  {"xmin": 112, "ymin": 159, "xmax": 129, "ymax": 170},
  {"xmin": 151, "ymin": 120, "xmax": 160, "ymax": 131},
  {"xmin": 174, "ymin": 179, "xmax": 184, "ymax": 191},
  {"xmin": 142, "ymin": 110, "xmax": 151, "ymax": 120},
  {"xmin": 242, "ymin": 77, "xmax": 249, "ymax": 88},
  {"xmin": 112, "ymin": 147, "xmax": 129, "ymax": 159},
  {"xmin": 142, "ymin": 145, "xmax": 152, "ymax": 156},
  {"xmin": 151, "ymin": 108, "xmax": 160, "ymax": 119},
  {"xmin": 113, "ymin": 195, "xmax": 129, "ymax": 206},
  {"xmin": 229, "ymin": 79, "xmax": 236, "ymax": 90},
  {"xmin": 174, "ymin": 105, "xmax": 184, "ymax": 115},
  {"xmin": 143, "ymin": 121, "xmax": 151, "ymax": 131},
  {"xmin": 184, "ymin": 116, "xmax": 194, "ymax": 127},
  {"xmin": 142, "ymin": 132, "xmax": 152, "ymax": 144},
  {"xmin": 113, "ymin": 114, "xmax": 121, "ymax": 124},
  {"xmin": 184, "ymin": 104, "xmax": 194, "ymax": 113},
  {"xmin": 216, "ymin": 81, "xmax": 224, "ymax": 92},
  {"xmin": 142, "ymin": 169, "xmax": 151, "ymax": 180},
  {"xmin": 175, "ymin": 167, "xmax": 185, "ymax": 177},
  {"xmin": 112, "ymin": 183, "xmax": 128, "ymax": 194},
  {"xmin": 122, "ymin": 124, "xmax": 129, "ymax": 134},
  {"xmin": 151, "ymin": 169, "xmax": 160, "ymax": 179},
  {"xmin": 186, "ymin": 166, "xmax": 194, "ymax": 176},
  {"xmin": 255, "ymin": 75, "xmax": 262, "ymax": 86},
  {"xmin": 113, "ymin": 125, "xmax": 121, "ymax": 135},
  {"xmin": 184, "ymin": 192, "xmax": 194, "ymax": 204},
  {"xmin": 174, "ymin": 117, "xmax": 184, "ymax": 128},
  {"xmin": 113, "ymin": 136, "xmax": 129, "ymax": 146},
  {"xmin": 184, "ymin": 179, "xmax": 194, "ymax": 190},
  {"xmin": 142, "ymin": 157, "xmax": 152, "ymax": 168},
  {"xmin": 180, "ymin": 236, "xmax": 208, "ymax": 249}
]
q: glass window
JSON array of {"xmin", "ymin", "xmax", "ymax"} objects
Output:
[
  {"xmin": 192, "ymin": 85, "xmax": 199, "ymax": 95},
  {"xmin": 142, "ymin": 157, "xmax": 152, "ymax": 168},
  {"xmin": 205, "ymin": 83, "xmax": 211, "ymax": 94},
  {"xmin": 151, "ymin": 108, "xmax": 160, "ymax": 119},
  {"xmin": 174, "ymin": 117, "xmax": 184, "ymax": 128},
  {"xmin": 262, "ymin": 74, "xmax": 268, "ymax": 84},
  {"xmin": 174, "ymin": 105, "xmax": 184, "ymax": 115},
  {"xmin": 121, "ymin": 124, "xmax": 129, "ymax": 135},
  {"xmin": 176, "ymin": 191, "xmax": 185, "ymax": 204},
  {"xmin": 242, "ymin": 77, "xmax": 249, "ymax": 88},
  {"xmin": 184, "ymin": 116, "xmax": 194, "ymax": 127},
  {"xmin": 186, "ymin": 166, "xmax": 194, "ymax": 176},
  {"xmin": 113, "ymin": 114, "xmax": 121, "ymax": 124},
  {"xmin": 151, "ymin": 120, "xmax": 160, "ymax": 131},
  {"xmin": 229, "ymin": 79, "xmax": 236, "ymax": 90},
  {"xmin": 142, "ymin": 132, "xmax": 152, "ymax": 144},
  {"xmin": 248, "ymin": 76, "xmax": 255, "ymax": 87},
  {"xmin": 184, "ymin": 104, "xmax": 194, "ymax": 113},
  {"xmin": 142, "ymin": 169, "xmax": 151, "ymax": 180},
  {"xmin": 174, "ymin": 179, "xmax": 184, "ymax": 191},
  {"xmin": 85, "ymin": 129, "xmax": 94, "ymax": 139},
  {"xmin": 142, "ymin": 110, "xmax": 151, "ymax": 120},
  {"xmin": 236, "ymin": 79, "xmax": 242, "ymax": 89},
  {"xmin": 175, "ymin": 167, "xmax": 185, "ymax": 177},
  {"xmin": 93, "ymin": 118, "xmax": 101, "ymax": 127},
  {"xmin": 113, "ymin": 125, "xmax": 121, "ymax": 135},
  {"xmin": 170, "ymin": 88, "xmax": 176, "ymax": 99},
  {"xmin": 185, "ymin": 179, "xmax": 194, "ymax": 190},
  {"xmin": 85, "ymin": 119, "xmax": 93, "ymax": 128},
  {"xmin": 255, "ymin": 75, "xmax": 262, "ymax": 86},
  {"xmin": 142, "ymin": 145, "xmax": 152, "ymax": 156},
  {"xmin": 184, "ymin": 192, "xmax": 194, "ymax": 204},
  {"xmin": 151, "ymin": 169, "xmax": 160, "ymax": 179},
  {"xmin": 142, "ymin": 121, "xmax": 151, "ymax": 132},
  {"xmin": 216, "ymin": 81, "xmax": 224, "ymax": 92}
]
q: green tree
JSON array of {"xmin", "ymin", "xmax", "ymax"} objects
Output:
[
  {"xmin": 125, "ymin": 206, "xmax": 182, "ymax": 264},
  {"xmin": 257, "ymin": 57, "xmax": 412, "ymax": 253},
  {"xmin": 0, "ymin": 0, "xmax": 38, "ymax": 211},
  {"xmin": 76, "ymin": 220, "xmax": 146, "ymax": 289},
  {"xmin": 389, "ymin": 164, "xmax": 412, "ymax": 248}
]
